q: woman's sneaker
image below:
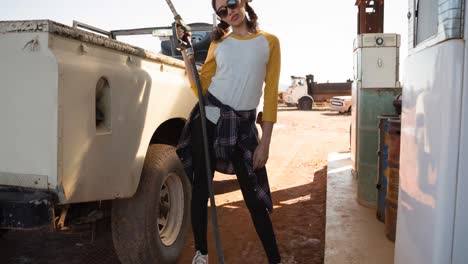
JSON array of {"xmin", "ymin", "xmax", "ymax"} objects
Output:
[{"xmin": 192, "ymin": 250, "xmax": 208, "ymax": 264}]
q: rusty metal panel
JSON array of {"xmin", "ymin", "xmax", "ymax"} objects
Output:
[{"xmin": 356, "ymin": 0, "xmax": 385, "ymax": 34}]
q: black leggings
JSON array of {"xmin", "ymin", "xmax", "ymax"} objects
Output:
[{"xmin": 190, "ymin": 116, "xmax": 281, "ymax": 264}]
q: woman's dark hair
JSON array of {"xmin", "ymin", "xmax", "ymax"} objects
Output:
[{"xmin": 211, "ymin": 0, "xmax": 258, "ymax": 42}]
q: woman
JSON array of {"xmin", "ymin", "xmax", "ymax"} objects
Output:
[{"xmin": 176, "ymin": 0, "xmax": 281, "ymax": 263}]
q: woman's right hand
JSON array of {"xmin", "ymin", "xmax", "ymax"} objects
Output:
[{"xmin": 176, "ymin": 24, "xmax": 192, "ymax": 46}]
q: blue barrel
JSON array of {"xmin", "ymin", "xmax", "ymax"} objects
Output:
[{"xmin": 376, "ymin": 115, "xmax": 399, "ymax": 222}]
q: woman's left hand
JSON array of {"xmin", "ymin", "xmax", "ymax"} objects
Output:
[{"xmin": 253, "ymin": 141, "xmax": 269, "ymax": 170}]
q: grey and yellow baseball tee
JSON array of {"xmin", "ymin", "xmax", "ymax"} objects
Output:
[{"xmin": 189, "ymin": 31, "xmax": 281, "ymax": 123}]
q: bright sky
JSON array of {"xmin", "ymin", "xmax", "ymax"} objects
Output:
[{"xmin": 1, "ymin": 0, "xmax": 407, "ymax": 88}]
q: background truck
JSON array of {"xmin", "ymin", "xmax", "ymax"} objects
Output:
[
  {"xmin": 280, "ymin": 74, "xmax": 352, "ymax": 110},
  {"xmin": 281, "ymin": 75, "xmax": 315, "ymax": 110},
  {"xmin": 0, "ymin": 19, "xmax": 212, "ymax": 263}
]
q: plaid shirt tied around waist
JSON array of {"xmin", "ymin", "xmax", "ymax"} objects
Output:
[{"xmin": 176, "ymin": 92, "xmax": 273, "ymax": 213}]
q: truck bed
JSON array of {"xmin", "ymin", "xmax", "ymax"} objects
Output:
[{"xmin": 0, "ymin": 20, "xmax": 195, "ymax": 203}]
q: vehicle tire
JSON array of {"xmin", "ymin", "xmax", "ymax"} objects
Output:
[
  {"xmin": 112, "ymin": 144, "xmax": 191, "ymax": 264},
  {"xmin": 298, "ymin": 97, "xmax": 313, "ymax": 110}
]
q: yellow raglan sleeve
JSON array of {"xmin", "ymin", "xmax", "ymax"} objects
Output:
[
  {"xmin": 262, "ymin": 33, "xmax": 281, "ymax": 123},
  {"xmin": 190, "ymin": 42, "xmax": 218, "ymax": 96}
]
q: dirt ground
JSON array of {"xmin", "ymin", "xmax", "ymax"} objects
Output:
[{"xmin": 0, "ymin": 105, "xmax": 351, "ymax": 264}]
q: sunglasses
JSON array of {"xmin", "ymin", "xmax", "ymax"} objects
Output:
[{"xmin": 216, "ymin": 0, "xmax": 239, "ymax": 18}]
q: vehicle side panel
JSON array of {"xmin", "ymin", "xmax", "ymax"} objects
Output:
[
  {"xmin": 0, "ymin": 32, "xmax": 58, "ymax": 190},
  {"xmin": 395, "ymin": 40, "xmax": 464, "ymax": 264},
  {"xmin": 50, "ymin": 35, "xmax": 196, "ymax": 203}
]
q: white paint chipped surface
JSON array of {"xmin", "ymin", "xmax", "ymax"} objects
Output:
[
  {"xmin": 0, "ymin": 20, "xmax": 50, "ymax": 33},
  {"xmin": 0, "ymin": 20, "xmax": 185, "ymax": 68}
]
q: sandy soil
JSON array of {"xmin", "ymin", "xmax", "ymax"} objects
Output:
[
  {"xmin": 177, "ymin": 106, "xmax": 351, "ymax": 264},
  {"xmin": 0, "ymin": 105, "xmax": 350, "ymax": 264}
]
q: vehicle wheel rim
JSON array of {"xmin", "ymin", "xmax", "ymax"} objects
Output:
[
  {"xmin": 158, "ymin": 172, "xmax": 184, "ymax": 246},
  {"xmin": 301, "ymin": 99, "xmax": 311, "ymax": 109}
]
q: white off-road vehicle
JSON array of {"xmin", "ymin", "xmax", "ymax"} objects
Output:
[{"xmin": 0, "ymin": 20, "xmax": 211, "ymax": 263}]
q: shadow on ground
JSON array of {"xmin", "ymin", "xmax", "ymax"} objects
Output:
[
  {"xmin": 0, "ymin": 167, "xmax": 328, "ymax": 264},
  {"xmin": 177, "ymin": 166, "xmax": 328, "ymax": 264},
  {"xmin": 0, "ymin": 220, "xmax": 119, "ymax": 264}
]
